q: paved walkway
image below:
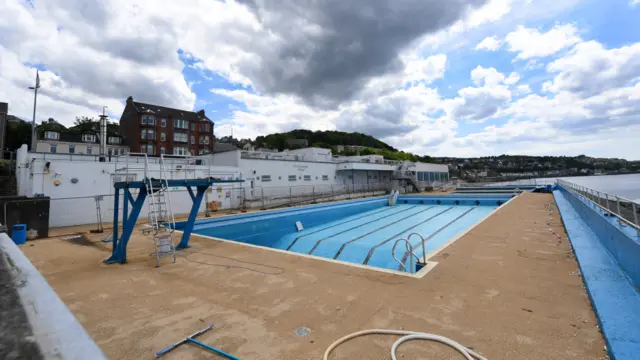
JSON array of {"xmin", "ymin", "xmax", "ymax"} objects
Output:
[{"xmin": 22, "ymin": 192, "xmax": 605, "ymax": 359}]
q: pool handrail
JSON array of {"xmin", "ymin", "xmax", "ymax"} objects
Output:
[{"xmin": 556, "ymin": 179, "xmax": 639, "ymax": 232}]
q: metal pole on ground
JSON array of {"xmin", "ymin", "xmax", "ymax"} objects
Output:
[
  {"xmin": 632, "ymin": 202, "xmax": 639, "ymax": 228},
  {"xmin": 616, "ymin": 196, "xmax": 621, "ymax": 219}
]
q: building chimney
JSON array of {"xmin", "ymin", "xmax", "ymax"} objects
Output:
[
  {"xmin": 126, "ymin": 96, "xmax": 133, "ymax": 104},
  {"xmin": 98, "ymin": 110, "xmax": 108, "ymax": 162}
]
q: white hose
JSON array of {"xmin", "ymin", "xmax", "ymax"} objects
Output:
[{"xmin": 323, "ymin": 329, "xmax": 487, "ymax": 360}]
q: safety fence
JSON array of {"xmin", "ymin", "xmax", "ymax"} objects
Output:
[
  {"xmin": 557, "ymin": 179, "xmax": 639, "ymax": 231},
  {"xmin": 457, "ymin": 178, "xmax": 556, "ymax": 187},
  {"xmin": 2, "ymin": 182, "xmax": 393, "ymax": 229}
]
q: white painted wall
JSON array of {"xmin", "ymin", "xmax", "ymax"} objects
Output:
[{"xmin": 16, "ymin": 150, "xmax": 242, "ymax": 227}]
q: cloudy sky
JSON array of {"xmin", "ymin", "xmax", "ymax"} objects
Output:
[{"xmin": 2, "ymin": 0, "xmax": 640, "ymax": 159}]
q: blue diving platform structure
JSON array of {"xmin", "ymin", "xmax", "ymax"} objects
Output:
[{"xmin": 104, "ymin": 178, "xmax": 244, "ymax": 264}]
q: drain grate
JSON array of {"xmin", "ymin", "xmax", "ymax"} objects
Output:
[{"xmin": 294, "ymin": 327, "xmax": 311, "ymax": 337}]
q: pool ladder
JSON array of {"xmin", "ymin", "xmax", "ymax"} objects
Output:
[{"xmin": 392, "ymin": 233, "xmax": 427, "ymax": 274}]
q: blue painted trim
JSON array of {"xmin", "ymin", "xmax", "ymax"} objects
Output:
[
  {"xmin": 554, "ymin": 189, "xmax": 640, "ymax": 360},
  {"xmin": 176, "ymin": 186, "xmax": 207, "ymax": 250}
]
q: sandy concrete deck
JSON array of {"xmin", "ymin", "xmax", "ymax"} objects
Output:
[{"xmin": 22, "ymin": 192, "xmax": 605, "ymax": 359}]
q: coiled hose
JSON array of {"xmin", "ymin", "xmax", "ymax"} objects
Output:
[{"xmin": 323, "ymin": 329, "xmax": 487, "ymax": 360}]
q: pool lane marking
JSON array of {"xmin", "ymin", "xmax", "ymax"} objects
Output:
[
  {"xmin": 327, "ymin": 206, "xmax": 438, "ymax": 258},
  {"xmin": 396, "ymin": 207, "xmax": 476, "ymax": 270},
  {"xmin": 306, "ymin": 206, "xmax": 424, "ymax": 255},
  {"xmin": 285, "ymin": 206, "xmax": 398, "ymax": 251},
  {"xmin": 360, "ymin": 207, "xmax": 454, "ymax": 264}
]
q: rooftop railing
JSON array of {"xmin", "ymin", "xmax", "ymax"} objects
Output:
[{"xmin": 557, "ymin": 179, "xmax": 640, "ymax": 232}]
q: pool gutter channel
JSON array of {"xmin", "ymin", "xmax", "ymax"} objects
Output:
[{"xmin": 179, "ymin": 194, "xmax": 519, "ymax": 279}]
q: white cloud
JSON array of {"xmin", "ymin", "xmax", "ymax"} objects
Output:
[
  {"xmin": 470, "ymin": 66, "xmax": 506, "ymax": 86},
  {"xmin": 403, "ymin": 54, "xmax": 448, "ymax": 85},
  {"xmin": 545, "ymin": 40, "xmax": 640, "ymax": 96},
  {"xmin": 504, "ymin": 72, "xmax": 520, "ymax": 85},
  {"xmin": 506, "ymin": 24, "xmax": 581, "ymax": 59},
  {"xmin": 475, "ymin": 36, "xmax": 503, "ymax": 51},
  {"xmin": 515, "ymin": 84, "xmax": 532, "ymax": 95},
  {"xmin": 631, "ymin": 0, "xmax": 640, "ymax": 7},
  {"xmin": 451, "ymin": 66, "xmax": 512, "ymax": 123}
]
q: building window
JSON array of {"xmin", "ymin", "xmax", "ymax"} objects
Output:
[
  {"xmin": 142, "ymin": 144, "xmax": 154, "ymax": 155},
  {"xmin": 161, "ymin": 132, "xmax": 166, "ymax": 141},
  {"xmin": 174, "ymin": 119, "xmax": 188, "ymax": 129},
  {"xmin": 141, "ymin": 129, "xmax": 155, "ymax": 140},
  {"xmin": 262, "ymin": 175, "xmax": 271, "ymax": 182},
  {"xmin": 190, "ymin": 122, "xmax": 196, "ymax": 131},
  {"xmin": 173, "ymin": 147, "xmax": 187, "ymax": 156},
  {"xmin": 108, "ymin": 136, "xmax": 121, "ymax": 144},
  {"xmin": 160, "ymin": 146, "xmax": 166, "ymax": 154},
  {"xmin": 190, "ymin": 135, "xmax": 195, "ymax": 144},
  {"xmin": 141, "ymin": 115, "xmax": 155, "ymax": 125},
  {"xmin": 69, "ymin": 144, "xmax": 75, "ymax": 154},
  {"xmin": 44, "ymin": 131, "xmax": 59, "ymax": 140},
  {"xmin": 322, "ymin": 175, "xmax": 329, "ymax": 181},
  {"xmin": 174, "ymin": 133, "xmax": 188, "ymax": 142},
  {"xmin": 50, "ymin": 144, "xmax": 57, "ymax": 153},
  {"xmin": 288, "ymin": 175, "xmax": 296, "ymax": 182},
  {"xmin": 304, "ymin": 175, "xmax": 311, "ymax": 181},
  {"xmin": 199, "ymin": 149, "xmax": 209, "ymax": 155},
  {"xmin": 160, "ymin": 118, "xmax": 167, "ymax": 128},
  {"xmin": 199, "ymin": 135, "xmax": 209, "ymax": 144},
  {"xmin": 200, "ymin": 123, "xmax": 210, "ymax": 132},
  {"xmin": 87, "ymin": 147, "xmax": 92, "ymax": 155},
  {"xmin": 82, "ymin": 134, "xmax": 96, "ymax": 142}
]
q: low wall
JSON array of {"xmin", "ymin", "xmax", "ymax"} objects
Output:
[
  {"xmin": 558, "ymin": 186, "xmax": 640, "ymax": 288},
  {"xmin": 0, "ymin": 234, "xmax": 107, "ymax": 359}
]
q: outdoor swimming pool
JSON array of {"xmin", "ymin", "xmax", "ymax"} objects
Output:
[{"xmin": 177, "ymin": 195, "xmax": 513, "ymax": 273}]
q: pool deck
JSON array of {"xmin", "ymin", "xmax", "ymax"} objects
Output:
[{"xmin": 21, "ymin": 192, "xmax": 606, "ymax": 359}]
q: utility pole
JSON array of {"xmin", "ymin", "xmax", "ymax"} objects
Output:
[{"xmin": 28, "ymin": 70, "xmax": 40, "ymax": 151}]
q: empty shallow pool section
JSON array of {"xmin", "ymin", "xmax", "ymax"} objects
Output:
[{"xmin": 177, "ymin": 194, "xmax": 513, "ymax": 273}]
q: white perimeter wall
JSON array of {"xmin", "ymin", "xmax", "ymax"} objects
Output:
[{"xmin": 16, "ymin": 146, "xmax": 241, "ymax": 227}]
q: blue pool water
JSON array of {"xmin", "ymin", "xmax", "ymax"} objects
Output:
[{"xmin": 178, "ymin": 195, "xmax": 512, "ymax": 272}]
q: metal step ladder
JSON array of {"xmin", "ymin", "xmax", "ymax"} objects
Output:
[
  {"xmin": 144, "ymin": 154, "xmax": 177, "ymax": 267},
  {"xmin": 392, "ymin": 232, "xmax": 427, "ymax": 273}
]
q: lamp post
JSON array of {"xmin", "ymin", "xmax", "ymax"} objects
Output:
[{"xmin": 28, "ymin": 70, "xmax": 40, "ymax": 151}]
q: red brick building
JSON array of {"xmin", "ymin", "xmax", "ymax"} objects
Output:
[{"xmin": 119, "ymin": 96, "xmax": 214, "ymax": 156}]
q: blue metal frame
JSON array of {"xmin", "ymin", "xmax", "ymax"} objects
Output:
[{"xmin": 104, "ymin": 178, "xmax": 243, "ymax": 264}]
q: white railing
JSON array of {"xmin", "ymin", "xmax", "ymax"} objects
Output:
[
  {"xmin": 457, "ymin": 178, "xmax": 556, "ymax": 188},
  {"xmin": 557, "ymin": 179, "xmax": 639, "ymax": 231}
]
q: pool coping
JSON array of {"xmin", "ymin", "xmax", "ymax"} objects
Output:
[{"xmin": 176, "ymin": 193, "xmax": 520, "ymax": 279}]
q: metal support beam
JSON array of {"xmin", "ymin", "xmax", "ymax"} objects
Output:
[
  {"xmin": 176, "ymin": 186, "xmax": 207, "ymax": 250},
  {"xmin": 104, "ymin": 187, "xmax": 147, "ymax": 264}
]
